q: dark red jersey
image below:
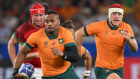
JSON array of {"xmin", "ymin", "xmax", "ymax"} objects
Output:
[{"xmin": 14, "ymin": 20, "xmax": 45, "ymax": 68}]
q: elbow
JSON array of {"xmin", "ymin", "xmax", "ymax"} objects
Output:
[
  {"xmin": 133, "ymin": 48, "xmax": 138, "ymax": 53},
  {"xmin": 132, "ymin": 45, "xmax": 138, "ymax": 53}
]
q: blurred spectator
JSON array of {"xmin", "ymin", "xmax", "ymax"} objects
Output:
[
  {"xmin": 0, "ymin": 23, "xmax": 12, "ymax": 43},
  {"xmin": 3, "ymin": 10, "xmax": 18, "ymax": 32},
  {"xmin": 49, "ymin": 0, "xmax": 63, "ymax": 14},
  {"xmin": 89, "ymin": 0, "xmax": 99, "ymax": 15},
  {"xmin": 79, "ymin": 7, "xmax": 93, "ymax": 25},
  {"xmin": 60, "ymin": 0, "xmax": 77, "ymax": 21},
  {"xmin": 0, "ymin": 10, "xmax": 12, "ymax": 43}
]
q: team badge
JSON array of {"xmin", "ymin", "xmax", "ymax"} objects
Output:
[
  {"xmin": 59, "ymin": 38, "xmax": 64, "ymax": 44},
  {"xmin": 119, "ymin": 30, "xmax": 124, "ymax": 34},
  {"xmin": 44, "ymin": 41, "xmax": 48, "ymax": 45}
]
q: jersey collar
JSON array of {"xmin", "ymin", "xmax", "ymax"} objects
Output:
[
  {"xmin": 107, "ymin": 19, "xmax": 120, "ymax": 30},
  {"xmin": 44, "ymin": 28, "xmax": 59, "ymax": 40}
]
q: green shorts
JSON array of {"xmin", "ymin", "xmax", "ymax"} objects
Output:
[
  {"xmin": 42, "ymin": 65, "xmax": 80, "ymax": 79},
  {"xmin": 94, "ymin": 66, "xmax": 123, "ymax": 79}
]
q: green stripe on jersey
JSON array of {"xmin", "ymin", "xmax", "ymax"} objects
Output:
[
  {"xmin": 84, "ymin": 26, "xmax": 89, "ymax": 36},
  {"xmin": 19, "ymin": 42, "xmax": 24, "ymax": 45},
  {"xmin": 65, "ymin": 42, "xmax": 75, "ymax": 47},
  {"xmin": 82, "ymin": 49, "xmax": 87, "ymax": 58},
  {"xmin": 25, "ymin": 42, "xmax": 34, "ymax": 49},
  {"xmin": 130, "ymin": 37, "xmax": 135, "ymax": 39},
  {"xmin": 14, "ymin": 32, "xmax": 19, "ymax": 42}
]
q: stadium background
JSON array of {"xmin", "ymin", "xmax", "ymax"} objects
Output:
[{"xmin": 0, "ymin": 0, "xmax": 140, "ymax": 79}]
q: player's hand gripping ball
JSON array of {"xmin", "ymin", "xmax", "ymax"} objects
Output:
[{"xmin": 18, "ymin": 63, "xmax": 34, "ymax": 78}]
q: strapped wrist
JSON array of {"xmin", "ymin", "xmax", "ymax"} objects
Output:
[
  {"xmin": 61, "ymin": 53, "xmax": 67, "ymax": 59},
  {"xmin": 13, "ymin": 68, "xmax": 19, "ymax": 77}
]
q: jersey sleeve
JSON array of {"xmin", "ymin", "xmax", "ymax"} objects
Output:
[
  {"xmin": 81, "ymin": 46, "xmax": 86, "ymax": 58},
  {"xmin": 84, "ymin": 23, "xmax": 99, "ymax": 36},
  {"xmin": 64, "ymin": 30, "xmax": 75, "ymax": 47},
  {"xmin": 127, "ymin": 24, "xmax": 135, "ymax": 39},
  {"xmin": 14, "ymin": 25, "xmax": 26, "ymax": 45},
  {"xmin": 26, "ymin": 33, "xmax": 37, "ymax": 49}
]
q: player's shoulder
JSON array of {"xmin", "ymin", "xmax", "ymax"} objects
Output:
[
  {"xmin": 121, "ymin": 21, "xmax": 131, "ymax": 28},
  {"xmin": 19, "ymin": 21, "xmax": 30, "ymax": 28},
  {"xmin": 15, "ymin": 21, "xmax": 30, "ymax": 33},
  {"xmin": 81, "ymin": 46, "xmax": 85, "ymax": 49},
  {"xmin": 59, "ymin": 26, "xmax": 71, "ymax": 33},
  {"xmin": 81, "ymin": 45, "xmax": 87, "ymax": 50},
  {"xmin": 16, "ymin": 21, "xmax": 30, "ymax": 31}
]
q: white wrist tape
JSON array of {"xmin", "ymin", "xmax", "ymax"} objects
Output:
[{"xmin": 84, "ymin": 70, "xmax": 91, "ymax": 76}]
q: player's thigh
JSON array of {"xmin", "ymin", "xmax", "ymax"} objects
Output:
[
  {"xmin": 63, "ymin": 65, "xmax": 80, "ymax": 79},
  {"xmin": 107, "ymin": 73, "xmax": 122, "ymax": 79},
  {"xmin": 94, "ymin": 67, "xmax": 118, "ymax": 79},
  {"xmin": 113, "ymin": 67, "xmax": 123, "ymax": 78}
]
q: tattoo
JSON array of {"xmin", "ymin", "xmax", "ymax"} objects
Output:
[{"xmin": 21, "ymin": 44, "xmax": 32, "ymax": 55}]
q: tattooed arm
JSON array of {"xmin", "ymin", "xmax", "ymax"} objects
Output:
[
  {"xmin": 13, "ymin": 44, "xmax": 32, "ymax": 69},
  {"xmin": 13, "ymin": 44, "xmax": 32, "ymax": 78}
]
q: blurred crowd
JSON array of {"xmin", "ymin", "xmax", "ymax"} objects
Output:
[{"xmin": 0, "ymin": 0, "xmax": 140, "ymax": 44}]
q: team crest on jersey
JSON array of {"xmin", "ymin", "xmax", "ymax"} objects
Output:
[
  {"xmin": 59, "ymin": 38, "xmax": 64, "ymax": 44},
  {"xmin": 119, "ymin": 30, "xmax": 124, "ymax": 34},
  {"xmin": 52, "ymin": 41, "xmax": 56, "ymax": 45},
  {"xmin": 44, "ymin": 41, "xmax": 48, "ymax": 45}
]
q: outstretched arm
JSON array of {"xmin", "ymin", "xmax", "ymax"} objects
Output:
[
  {"xmin": 8, "ymin": 34, "xmax": 18, "ymax": 64},
  {"xmin": 75, "ymin": 27, "xmax": 86, "ymax": 58}
]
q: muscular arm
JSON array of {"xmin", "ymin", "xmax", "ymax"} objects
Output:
[
  {"xmin": 75, "ymin": 27, "xmax": 86, "ymax": 58},
  {"xmin": 13, "ymin": 44, "xmax": 32, "ymax": 69},
  {"xmin": 8, "ymin": 34, "xmax": 18, "ymax": 64},
  {"xmin": 19, "ymin": 45, "xmax": 39, "ymax": 60},
  {"xmin": 83, "ymin": 50, "xmax": 92, "ymax": 71},
  {"xmin": 127, "ymin": 39, "xmax": 138, "ymax": 52},
  {"xmin": 8, "ymin": 34, "xmax": 38, "ymax": 65}
]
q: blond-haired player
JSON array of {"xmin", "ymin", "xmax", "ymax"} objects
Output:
[{"xmin": 75, "ymin": 3, "xmax": 138, "ymax": 79}]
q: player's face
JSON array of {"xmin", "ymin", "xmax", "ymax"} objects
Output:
[
  {"xmin": 45, "ymin": 14, "xmax": 60, "ymax": 34},
  {"xmin": 110, "ymin": 12, "xmax": 123, "ymax": 26},
  {"xmin": 32, "ymin": 13, "xmax": 45, "ymax": 27}
]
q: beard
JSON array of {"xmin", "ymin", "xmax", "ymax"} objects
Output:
[{"xmin": 47, "ymin": 31, "xmax": 55, "ymax": 35}]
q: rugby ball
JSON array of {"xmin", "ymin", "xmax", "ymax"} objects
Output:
[{"xmin": 18, "ymin": 63, "xmax": 34, "ymax": 78}]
